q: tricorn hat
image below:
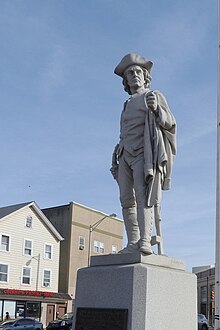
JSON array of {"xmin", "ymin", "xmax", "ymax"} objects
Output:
[{"xmin": 114, "ymin": 53, "xmax": 153, "ymax": 77}]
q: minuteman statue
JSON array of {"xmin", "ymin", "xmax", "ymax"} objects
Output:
[{"xmin": 111, "ymin": 53, "xmax": 176, "ymax": 255}]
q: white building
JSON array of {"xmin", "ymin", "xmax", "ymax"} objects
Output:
[{"xmin": 0, "ymin": 201, "xmax": 71, "ymax": 326}]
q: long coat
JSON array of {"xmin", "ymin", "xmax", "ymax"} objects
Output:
[{"xmin": 143, "ymin": 90, "xmax": 176, "ymax": 206}]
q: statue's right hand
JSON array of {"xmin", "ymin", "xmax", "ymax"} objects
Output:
[{"xmin": 110, "ymin": 165, "xmax": 118, "ymax": 181}]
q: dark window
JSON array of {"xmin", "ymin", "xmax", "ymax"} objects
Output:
[
  {"xmin": 1, "ymin": 235, "xmax": 10, "ymax": 251},
  {"xmin": 17, "ymin": 319, "xmax": 34, "ymax": 325},
  {"xmin": 26, "ymin": 302, "xmax": 40, "ymax": 319},
  {"xmin": 22, "ymin": 267, "xmax": 31, "ymax": 285},
  {"xmin": 26, "ymin": 216, "xmax": 33, "ymax": 228},
  {"xmin": 0, "ymin": 264, "xmax": 8, "ymax": 282},
  {"xmin": 24, "ymin": 240, "xmax": 32, "ymax": 256}
]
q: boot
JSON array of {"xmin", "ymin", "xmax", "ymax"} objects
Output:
[
  {"xmin": 137, "ymin": 206, "xmax": 154, "ymax": 255},
  {"xmin": 118, "ymin": 206, "xmax": 140, "ymax": 254}
]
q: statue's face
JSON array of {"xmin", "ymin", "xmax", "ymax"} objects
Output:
[{"xmin": 124, "ymin": 65, "xmax": 145, "ymax": 91}]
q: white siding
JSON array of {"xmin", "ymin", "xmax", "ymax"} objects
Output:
[{"xmin": 0, "ymin": 205, "xmax": 60, "ymax": 292}]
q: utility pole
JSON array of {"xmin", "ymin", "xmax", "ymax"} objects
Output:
[{"xmin": 215, "ymin": 1, "xmax": 220, "ymax": 329}]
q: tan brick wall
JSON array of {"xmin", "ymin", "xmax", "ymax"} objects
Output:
[{"xmin": 43, "ymin": 202, "xmax": 123, "ymax": 302}]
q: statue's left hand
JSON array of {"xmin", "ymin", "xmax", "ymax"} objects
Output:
[{"xmin": 146, "ymin": 91, "xmax": 158, "ymax": 112}]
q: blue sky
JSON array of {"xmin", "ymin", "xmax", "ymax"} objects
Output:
[{"xmin": 0, "ymin": 0, "xmax": 217, "ymax": 271}]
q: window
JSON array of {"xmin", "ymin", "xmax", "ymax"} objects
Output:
[
  {"xmin": 25, "ymin": 215, "xmax": 33, "ymax": 228},
  {"xmin": 93, "ymin": 241, "xmax": 105, "ymax": 254},
  {"xmin": 43, "ymin": 270, "xmax": 51, "ymax": 287},
  {"xmin": 16, "ymin": 301, "xmax": 25, "ymax": 317},
  {"xmin": 112, "ymin": 245, "xmax": 117, "ymax": 254},
  {"xmin": 22, "ymin": 267, "xmax": 31, "ymax": 285},
  {"xmin": 3, "ymin": 301, "xmax": 15, "ymax": 319},
  {"xmin": 1, "ymin": 235, "xmax": 10, "ymax": 252},
  {"xmin": 100, "ymin": 242, "xmax": 104, "ymax": 254},
  {"xmin": 79, "ymin": 236, "xmax": 85, "ymax": 250},
  {"xmin": 44, "ymin": 244, "xmax": 52, "ymax": 259},
  {"xmin": 0, "ymin": 264, "xmax": 8, "ymax": 282},
  {"xmin": 24, "ymin": 240, "xmax": 32, "ymax": 256},
  {"xmin": 201, "ymin": 286, "xmax": 207, "ymax": 303},
  {"xmin": 94, "ymin": 240, "xmax": 99, "ymax": 253},
  {"xmin": 26, "ymin": 302, "xmax": 40, "ymax": 318},
  {"xmin": 16, "ymin": 319, "xmax": 35, "ymax": 326}
]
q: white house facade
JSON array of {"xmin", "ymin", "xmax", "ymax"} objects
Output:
[{"xmin": 0, "ymin": 201, "xmax": 71, "ymax": 326}]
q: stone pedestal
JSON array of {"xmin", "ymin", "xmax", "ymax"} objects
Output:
[{"xmin": 73, "ymin": 253, "xmax": 197, "ymax": 330}]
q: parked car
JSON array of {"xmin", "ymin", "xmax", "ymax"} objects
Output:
[
  {"xmin": 198, "ymin": 314, "xmax": 209, "ymax": 330},
  {"xmin": 0, "ymin": 318, "xmax": 43, "ymax": 330},
  {"xmin": 0, "ymin": 321, "xmax": 15, "ymax": 327},
  {"xmin": 46, "ymin": 312, "xmax": 73, "ymax": 330}
]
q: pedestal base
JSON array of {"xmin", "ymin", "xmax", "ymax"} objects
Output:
[{"xmin": 73, "ymin": 253, "xmax": 197, "ymax": 330}]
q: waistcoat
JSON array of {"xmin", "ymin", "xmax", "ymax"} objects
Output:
[{"xmin": 119, "ymin": 92, "xmax": 147, "ymax": 156}]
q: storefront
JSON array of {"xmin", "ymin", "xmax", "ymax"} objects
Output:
[{"xmin": 0, "ymin": 289, "xmax": 71, "ymax": 327}]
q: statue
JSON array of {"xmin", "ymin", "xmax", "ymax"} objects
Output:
[{"xmin": 111, "ymin": 54, "xmax": 176, "ymax": 255}]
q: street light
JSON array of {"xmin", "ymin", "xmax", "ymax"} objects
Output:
[
  {"xmin": 87, "ymin": 213, "xmax": 117, "ymax": 266},
  {"xmin": 26, "ymin": 253, "xmax": 40, "ymax": 290}
]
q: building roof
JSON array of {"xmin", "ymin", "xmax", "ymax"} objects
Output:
[
  {"xmin": 43, "ymin": 201, "xmax": 123, "ymax": 223},
  {"xmin": 0, "ymin": 201, "xmax": 64, "ymax": 241},
  {"xmin": 196, "ymin": 267, "xmax": 215, "ymax": 279},
  {"xmin": 0, "ymin": 202, "xmax": 31, "ymax": 219}
]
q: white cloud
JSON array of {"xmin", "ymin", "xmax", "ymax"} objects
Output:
[
  {"xmin": 178, "ymin": 125, "xmax": 215, "ymax": 148},
  {"xmin": 39, "ymin": 45, "xmax": 68, "ymax": 99}
]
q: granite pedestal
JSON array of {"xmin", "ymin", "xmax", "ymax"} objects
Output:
[{"xmin": 73, "ymin": 253, "xmax": 197, "ymax": 330}]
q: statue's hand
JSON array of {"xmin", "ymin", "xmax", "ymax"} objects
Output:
[
  {"xmin": 145, "ymin": 173, "xmax": 153, "ymax": 185},
  {"xmin": 110, "ymin": 165, "xmax": 118, "ymax": 181},
  {"xmin": 144, "ymin": 168, "xmax": 153, "ymax": 185},
  {"xmin": 146, "ymin": 91, "xmax": 158, "ymax": 112},
  {"xmin": 110, "ymin": 143, "xmax": 119, "ymax": 181}
]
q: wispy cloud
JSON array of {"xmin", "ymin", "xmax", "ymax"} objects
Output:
[
  {"xmin": 38, "ymin": 45, "xmax": 68, "ymax": 100},
  {"xmin": 178, "ymin": 125, "xmax": 215, "ymax": 148}
]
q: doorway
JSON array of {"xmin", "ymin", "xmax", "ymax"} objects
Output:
[
  {"xmin": 46, "ymin": 305, "xmax": 55, "ymax": 325},
  {"xmin": 57, "ymin": 305, "xmax": 66, "ymax": 317}
]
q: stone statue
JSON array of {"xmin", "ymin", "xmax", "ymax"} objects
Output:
[{"xmin": 111, "ymin": 53, "xmax": 176, "ymax": 255}]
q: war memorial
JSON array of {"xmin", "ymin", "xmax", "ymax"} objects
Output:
[{"xmin": 72, "ymin": 54, "xmax": 197, "ymax": 330}]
